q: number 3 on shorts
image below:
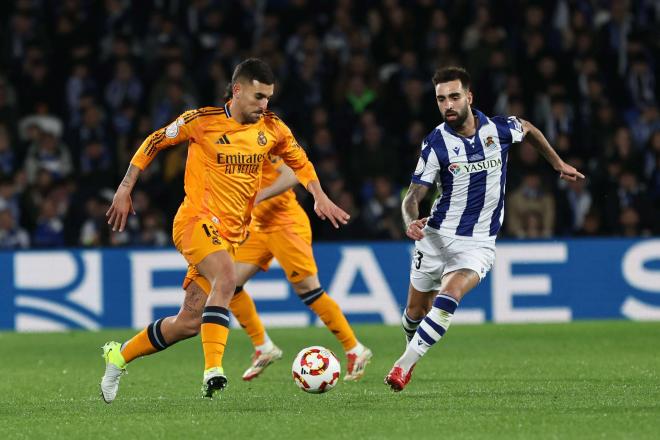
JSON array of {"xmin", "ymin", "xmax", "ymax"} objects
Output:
[{"xmin": 414, "ymin": 250, "xmax": 423, "ymax": 270}]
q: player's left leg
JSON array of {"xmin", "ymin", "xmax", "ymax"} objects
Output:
[
  {"xmin": 100, "ymin": 280, "xmax": 206, "ymax": 403},
  {"xmin": 291, "ymin": 274, "xmax": 372, "ymax": 381},
  {"xmin": 271, "ymin": 223, "xmax": 372, "ymax": 381},
  {"xmin": 231, "ymin": 261, "xmax": 283, "ymax": 381},
  {"xmin": 231, "ymin": 231, "xmax": 283, "ymax": 380}
]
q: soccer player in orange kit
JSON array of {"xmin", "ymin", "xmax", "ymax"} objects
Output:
[
  {"xmin": 100, "ymin": 59, "xmax": 349, "ymax": 401},
  {"xmin": 182, "ymin": 155, "xmax": 372, "ymax": 383}
]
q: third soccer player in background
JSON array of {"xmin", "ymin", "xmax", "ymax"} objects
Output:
[{"xmin": 385, "ymin": 67, "xmax": 584, "ymax": 391}]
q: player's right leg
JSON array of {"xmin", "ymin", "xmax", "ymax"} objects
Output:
[
  {"xmin": 195, "ymin": 249, "xmax": 237, "ymax": 398},
  {"xmin": 401, "ymin": 284, "xmax": 436, "ymax": 343},
  {"xmin": 187, "ymin": 252, "xmax": 284, "ymax": 382},
  {"xmin": 172, "ymin": 214, "xmax": 238, "ymax": 398},
  {"xmin": 99, "ymin": 281, "xmax": 206, "ymax": 403}
]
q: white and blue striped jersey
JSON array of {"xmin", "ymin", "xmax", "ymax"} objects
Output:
[{"xmin": 412, "ymin": 109, "xmax": 524, "ymax": 241}]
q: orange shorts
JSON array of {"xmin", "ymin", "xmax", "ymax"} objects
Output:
[
  {"xmin": 235, "ymin": 221, "xmax": 318, "ymax": 284},
  {"xmin": 174, "ymin": 214, "xmax": 237, "ymax": 294}
]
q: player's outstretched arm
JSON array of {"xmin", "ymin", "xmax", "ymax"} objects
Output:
[
  {"xmin": 306, "ymin": 180, "xmax": 350, "ymax": 229},
  {"xmin": 107, "ymin": 111, "xmax": 198, "ymax": 232},
  {"xmin": 520, "ymin": 119, "xmax": 585, "ymax": 182},
  {"xmin": 402, "ymin": 183, "xmax": 430, "ymax": 240},
  {"xmin": 106, "ymin": 164, "xmax": 141, "ymax": 232},
  {"xmin": 255, "ymin": 163, "xmax": 298, "ymax": 204}
]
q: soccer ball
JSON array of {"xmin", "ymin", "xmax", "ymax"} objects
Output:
[{"xmin": 291, "ymin": 346, "xmax": 341, "ymax": 394}]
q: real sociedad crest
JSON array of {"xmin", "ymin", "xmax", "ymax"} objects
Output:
[{"xmin": 484, "ymin": 136, "xmax": 496, "ymax": 149}]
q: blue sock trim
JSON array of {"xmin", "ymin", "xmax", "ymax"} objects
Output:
[
  {"xmin": 417, "ymin": 327, "xmax": 435, "ymax": 345},
  {"xmin": 433, "ymin": 294, "xmax": 459, "ymax": 314},
  {"xmin": 423, "ymin": 316, "xmax": 447, "ymax": 337}
]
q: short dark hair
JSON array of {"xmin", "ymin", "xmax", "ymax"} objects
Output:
[
  {"xmin": 432, "ymin": 67, "xmax": 471, "ymax": 90},
  {"xmin": 231, "ymin": 58, "xmax": 275, "ymax": 86}
]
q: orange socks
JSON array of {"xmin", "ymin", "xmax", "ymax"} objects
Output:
[
  {"xmin": 200, "ymin": 306, "xmax": 230, "ymax": 370},
  {"xmin": 230, "ymin": 288, "xmax": 266, "ymax": 347},
  {"xmin": 121, "ymin": 318, "xmax": 170, "ymax": 363},
  {"xmin": 300, "ymin": 288, "xmax": 357, "ymax": 351}
]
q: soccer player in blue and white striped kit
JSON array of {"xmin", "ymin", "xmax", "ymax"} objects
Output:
[{"xmin": 385, "ymin": 67, "xmax": 584, "ymax": 391}]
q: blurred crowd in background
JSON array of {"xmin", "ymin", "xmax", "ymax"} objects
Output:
[{"xmin": 0, "ymin": 0, "xmax": 658, "ymax": 249}]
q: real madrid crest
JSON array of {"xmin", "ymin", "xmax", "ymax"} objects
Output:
[
  {"xmin": 165, "ymin": 117, "xmax": 185, "ymax": 138},
  {"xmin": 257, "ymin": 131, "xmax": 267, "ymax": 146}
]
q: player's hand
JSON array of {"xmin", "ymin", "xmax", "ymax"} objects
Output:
[
  {"xmin": 556, "ymin": 161, "xmax": 585, "ymax": 182},
  {"xmin": 314, "ymin": 194, "xmax": 350, "ymax": 229},
  {"xmin": 406, "ymin": 217, "xmax": 428, "ymax": 240},
  {"xmin": 106, "ymin": 188, "xmax": 135, "ymax": 232}
]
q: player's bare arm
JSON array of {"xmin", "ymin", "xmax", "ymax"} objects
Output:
[
  {"xmin": 402, "ymin": 183, "xmax": 430, "ymax": 240},
  {"xmin": 106, "ymin": 164, "xmax": 141, "ymax": 232},
  {"xmin": 306, "ymin": 180, "xmax": 350, "ymax": 229},
  {"xmin": 520, "ymin": 119, "xmax": 585, "ymax": 182},
  {"xmin": 255, "ymin": 163, "xmax": 297, "ymax": 204}
]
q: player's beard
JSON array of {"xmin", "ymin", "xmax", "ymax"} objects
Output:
[
  {"xmin": 243, "ymin": 110, "xmax": 263, "ymax": 124},
  {"xmin": 444, "ymin": 105, "xmax": 469, "ymax": 129}
]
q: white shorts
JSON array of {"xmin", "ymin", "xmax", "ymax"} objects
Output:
[{"xmin": 410, "ymin": 228, "xmax": 496, "ymax": 292}]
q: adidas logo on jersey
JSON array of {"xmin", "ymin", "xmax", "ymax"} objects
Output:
[{"xmin": 216, "ymin": 134, "xmax": 231, "ymax": 144}]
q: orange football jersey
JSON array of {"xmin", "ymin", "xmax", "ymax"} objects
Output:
[
  {"xmin": 250, "ymin": 155, "xmax": 309, "ymax": 232},
  {"xmin": 130, "ymin": 104, "xmax": 318, "ymax": 242}
]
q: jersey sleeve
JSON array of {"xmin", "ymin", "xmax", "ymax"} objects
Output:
[
  {"xmin": 490, "ymin": 115, "xmax": 524, "ymax": 145},
  {"xmin": 411, "ymin": 140, "xmax": 440, "ymax": 187},
  {"xmin": 130, "ymin": 109, "xmax": 202, "ymax": 170},
  {"xmin": 506, "ymin": 116, "xmax": 524, "ymax": 143},
  {"xmin": 270, "ymin": 120, "xmax": 318, "ymax": 188}
]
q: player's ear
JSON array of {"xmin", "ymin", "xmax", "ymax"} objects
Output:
[
  {"xmin": 467, "ymin": 90, "xmax": 473, "ymax": 105},
  {"xmin": 232, "ymin": 82, "xmax": 241, "ymax": 98}
]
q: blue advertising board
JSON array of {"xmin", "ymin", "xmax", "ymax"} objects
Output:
[{"xmin": 1, "ymin": 239, "xmax": 659, "ymax": 331}]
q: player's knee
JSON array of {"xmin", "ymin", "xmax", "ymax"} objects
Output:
[
  {"xmin": 209, "ymin": 274, "xmax": 237, "ymax": 298},
  {"xmin": 439, "ymin": 289, "xmax": 463, "ymax": 302},
  {"xmin": 222, "ymin": 271, "xmax": 238, "ymax": 293},
  {"xmin": 292, "ymin": 275, "xmax": 320, "ymax": 295},
  {"xmin": 405, "ymin": 305, "xmax": 428, "ymax": 321}
]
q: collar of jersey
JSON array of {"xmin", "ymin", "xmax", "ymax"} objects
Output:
[
  {"xmin": 223, "ymin": 100, "xmax": 265, "ymax": 124},
  {"xmin": 442, "ymin": 108, "xmax": 488, "ymax": 138}
]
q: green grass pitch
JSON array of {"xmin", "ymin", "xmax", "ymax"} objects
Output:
[{"xmin": 1, "ymin": 321, "xmax": 659, "ymax": 439}]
